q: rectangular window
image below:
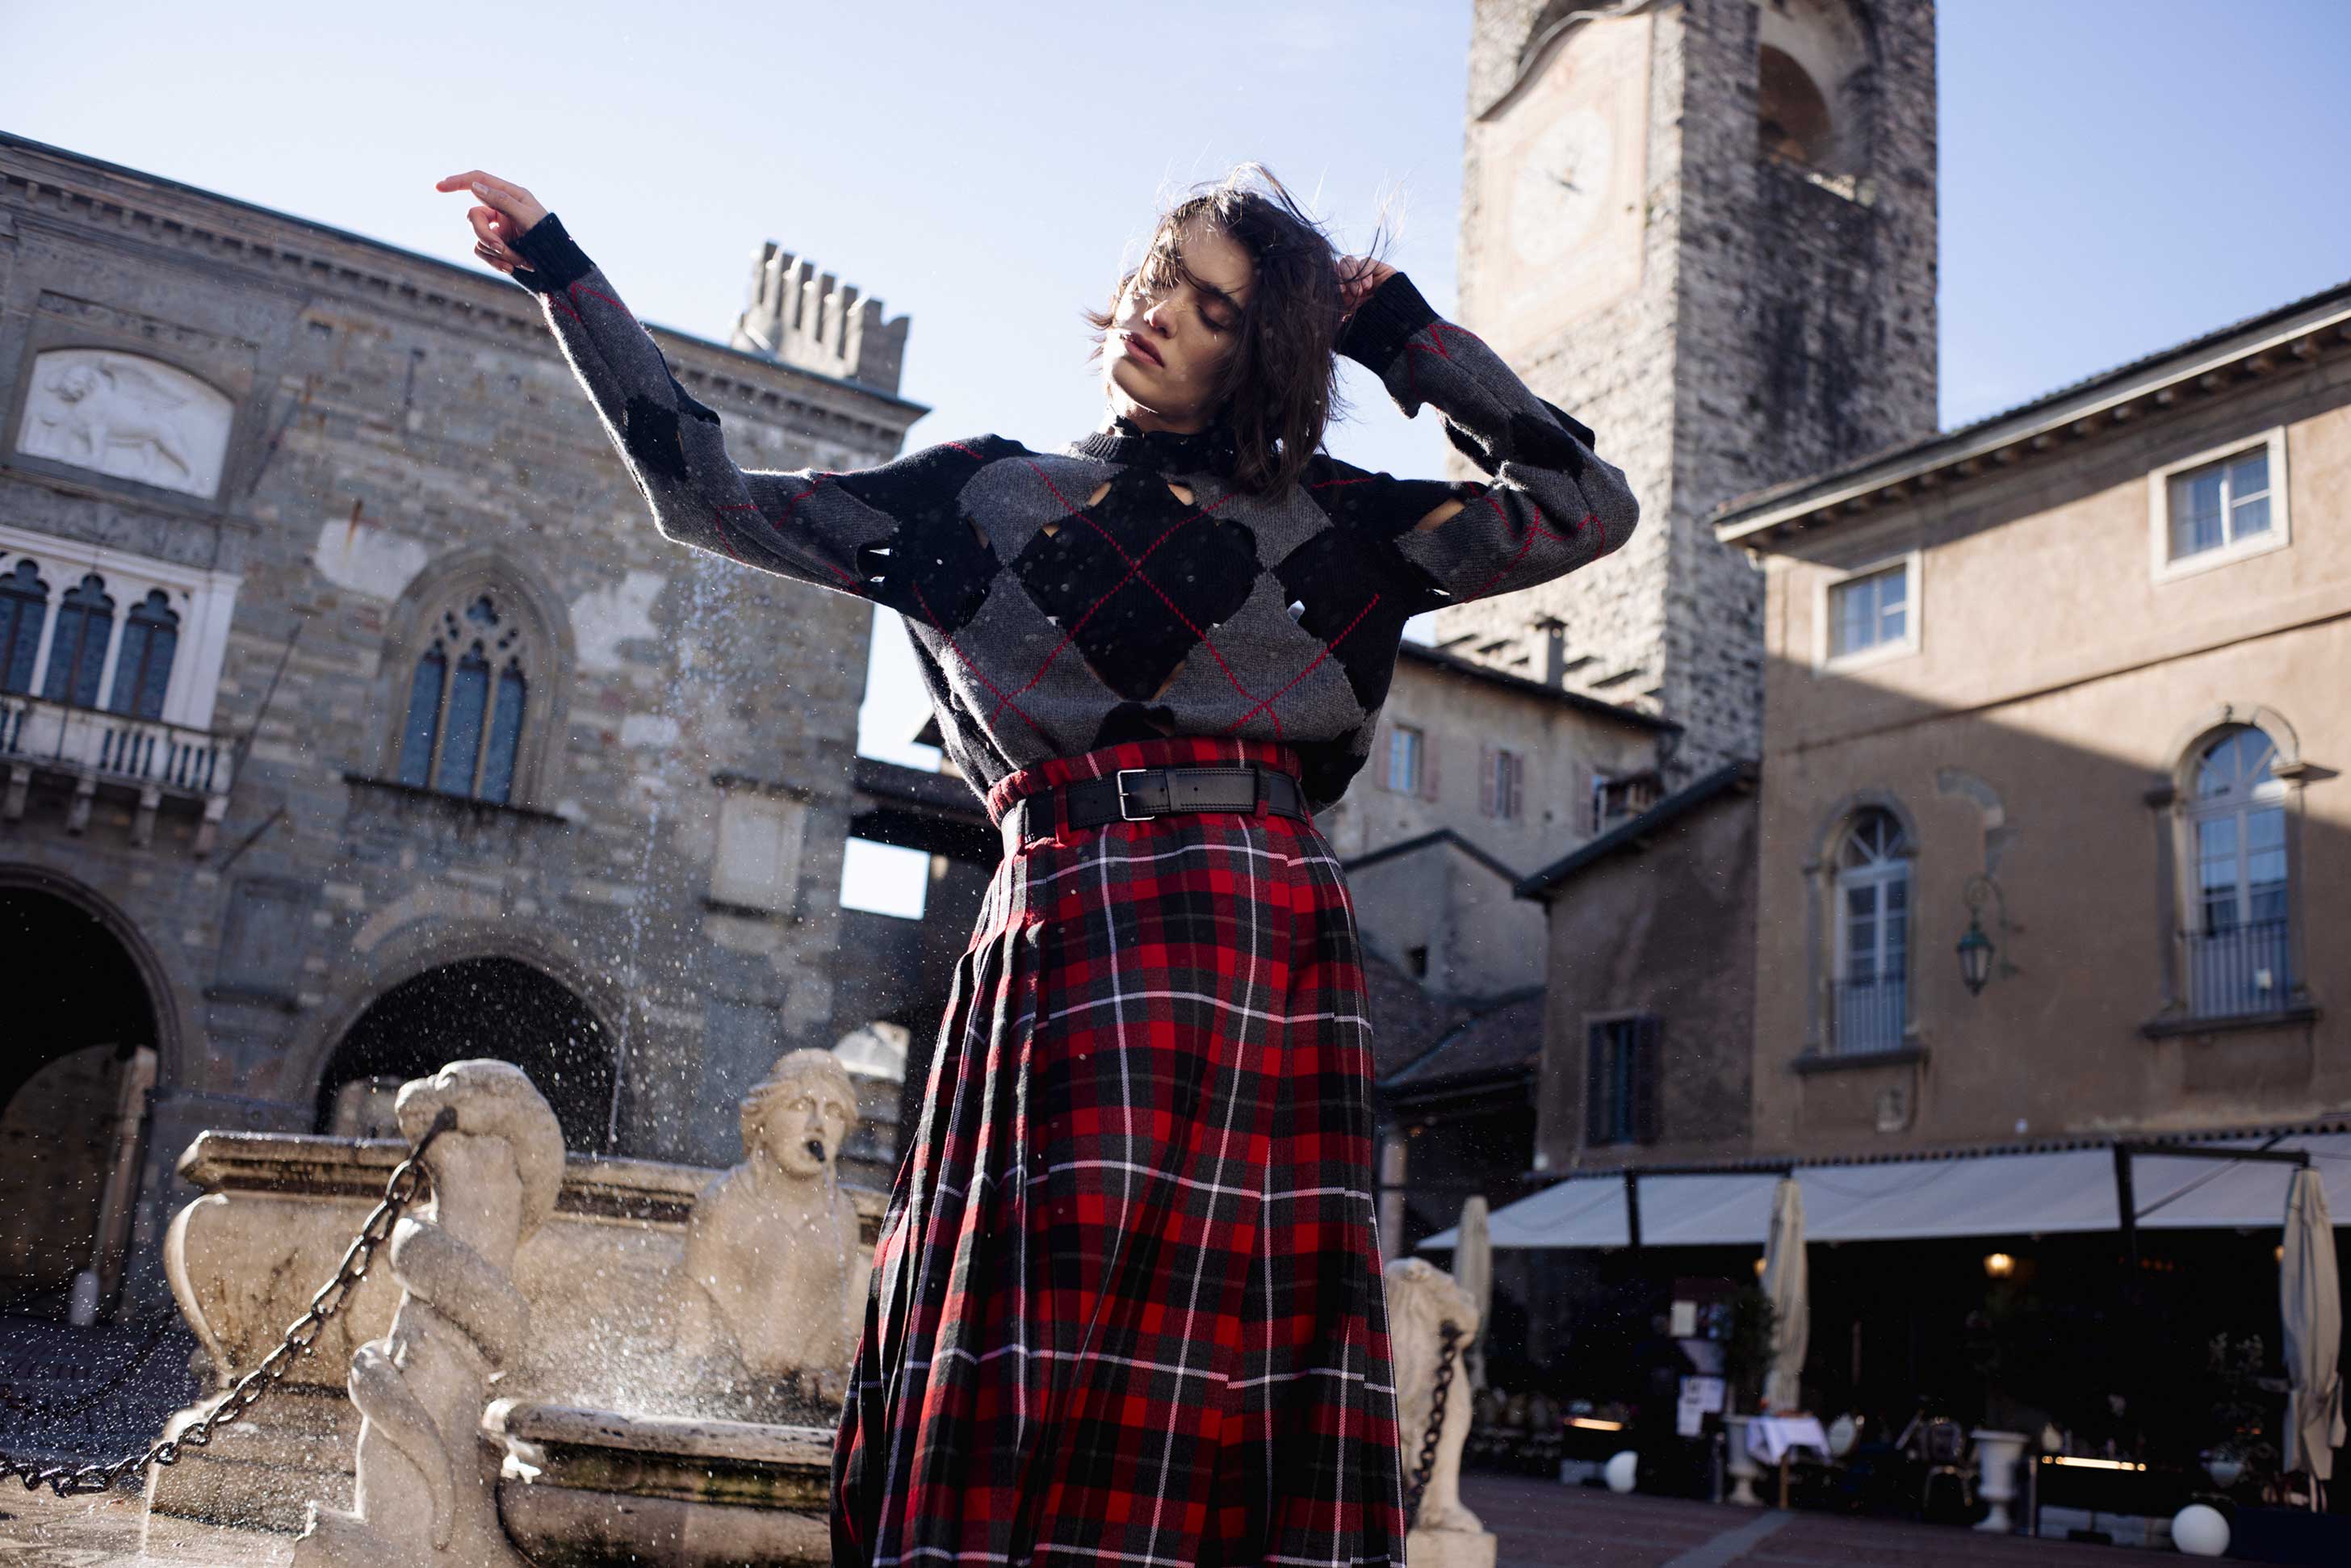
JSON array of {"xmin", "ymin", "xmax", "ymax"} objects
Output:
[
  {"xmin": 1594, "ymin": 770, "xmax": 1662, "ymax": 832},
  {"xmin": 1386, "ymin": 724, "xmax": 1424, "ymax": 794},
  {"xmin": 2168, "ymin": 447, "xmax": 2270, "ymax": 560},
  {"xmin": 1480, "ymin": 745, "xmax": 1523, "ymax": 820},
  {"xmin": 2150, "ymin": 429, "xmax": 2291, "ymax": 580},
  {"xmin": 1584, "ymin": 1015, "xmax": 1661, "ymax": 1147},
  {"xmin": 1827, "ymin": 562, "xmax": 1908, "ymax": 660}
]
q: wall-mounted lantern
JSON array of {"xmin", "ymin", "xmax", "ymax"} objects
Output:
[
  {"xmin": 1984, "ymin": 1251, "xmax": 2017, "ymax": 1280},
  {"xmin": 1958, "ymin": 915, "xmax": 1994, "ymax": 996},
  {"xmin": 1959, "ymin": 874, "xmax": 2020, "ymax": 996}
]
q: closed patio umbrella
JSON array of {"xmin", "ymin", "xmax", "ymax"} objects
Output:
[
  {"xmin": 1455, "ymin": 1195, "xmax": 1492, "ymax": 1394},
  {"xmin": 1761, "ymin": 1176, "xmax": 1808, "ymax": 1412},
  {"xmin": 2282, "ymin": 1166, "xmax": 2343, "ymax": 1499}
]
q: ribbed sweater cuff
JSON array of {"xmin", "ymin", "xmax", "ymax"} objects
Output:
[
  {"xmin": 1335, "ymin": 271, "xmax": 1440, "ymax": 374},
  {"xmin": 513, "ymin": 212, "xmax": 593, "ymax": 295}
]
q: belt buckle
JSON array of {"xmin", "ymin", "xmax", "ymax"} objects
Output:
[{"xmin": 1115, "ymin": 768, "xmax": 1157, "ymax": 821}]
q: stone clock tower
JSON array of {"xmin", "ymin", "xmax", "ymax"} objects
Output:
[{"xmin": 1446, "ymin": 0, "xmax": 1938, "ymax": 779}]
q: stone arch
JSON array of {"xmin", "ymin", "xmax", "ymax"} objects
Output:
[
  {"xmin": 2165, "ymin": 700, "xmax": 2303, "ymax": 785},
  {"xmin": 370, "ymin": 547, "xmax": 575, "ymax": 809},
  {"xmin": 0, "ymin": 869, "xmax": 179, "ymax": 1319},
  {"xmin": 313, "ymin": 954, "xmax": 616, "ymax": 1152},
  {"xmin": 1804, "ymin": 786, "xmax": 1921, "ymax": 874},
  {"xmin": 293, "ymin": 917, "xmax": 634, "ymax": 1152},
  {"xmin": 0, "ymin": 862, "xmax": 188, "ymax": 1091},
  {"xmin": 1752, "ymin": 0, "xmax": 1882, "ymax": 178}
]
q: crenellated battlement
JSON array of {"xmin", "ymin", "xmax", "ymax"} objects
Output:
[{"xmin": 731, "ymin": 241, "xmax": 911, "ymax": 396}]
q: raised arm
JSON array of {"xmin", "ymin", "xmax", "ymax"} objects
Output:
[
  {"xmin": 438, "ymin": 172, "xmax": 980, "ymax": 602},
  {"xmin": 1334, "ymin": 266, "xmax": 1641, "ymax": 606}
]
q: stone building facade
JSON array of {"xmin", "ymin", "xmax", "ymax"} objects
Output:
[
  {"xmin": 1519, "ymin": 760, "xmax": 1760, "ymax": 1175},
  {"xmin": 1321, "ymin": 638, "xmax": 1673, "ymax": 1000},
  {"xmin": 0, "ymin": 133, "xmax": 926, "ymax": 1319},
  {"xmin": 1445, "ymin": 0, "xmax": 1939, "ymax": 780},
  {"xmin": 1720, "ymin": 273, "xmax": 2351, "ymax": 1155}
]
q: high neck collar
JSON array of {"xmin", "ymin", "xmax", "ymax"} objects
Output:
[{"xmin": 1068, "ymin": 412, "xmax": 1240, "ymax": 477}]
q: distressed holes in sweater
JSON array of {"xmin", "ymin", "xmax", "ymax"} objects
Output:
[{"xmin": 1051, "ymin": 479, "xmax": 1188, "ymax": 529}]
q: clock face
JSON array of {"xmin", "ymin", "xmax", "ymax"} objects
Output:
[
  {"xmin": 1510, "ymin": 107, "xmax": 1615, "ymax": 268},
  {"xmin": 1472, "ymin": 10, "xmax": 1653, "ymax": 358}
]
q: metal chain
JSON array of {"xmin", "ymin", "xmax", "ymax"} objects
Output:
[
  {"xmin": 1402, "ymin": 1318, "xmax": 1462, "ymax": 1528},
  {"xmin": 0, "ymin": 1105, "xmax": 455, "ymax": 1498}
]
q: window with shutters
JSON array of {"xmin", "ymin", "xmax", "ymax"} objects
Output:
[
  {"xmin": 1481, "ymin": 745, "xmax": 1524, "ymax": 820},
  {"xmin": 1385, "ymin": 723, "xmax": 1425, "ymax": 794},
  {"xmin": 1585, "ymin": 1014, "xmax": 1661, "ymax": 1147},
  {"xmin": 1592, "ymin": 769, "xmax": 1662, "ymax": 834}
]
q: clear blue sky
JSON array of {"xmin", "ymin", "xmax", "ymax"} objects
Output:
[{"xmin": 12, "ymin": 0, "xmax": 2349, "ymax": 912}]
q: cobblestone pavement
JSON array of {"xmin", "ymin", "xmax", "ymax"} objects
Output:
[
  {"xmin": 0, "ymin": 1471, "xmax": 2144, "ymax": 1566},
  {"xmin": 0, "ymin": 1486, "xmax": 291, "ymax": 1567},
  {"xmin": 1464, "ymin": 1475, "xmax": 2135, "ymax": 1566}
]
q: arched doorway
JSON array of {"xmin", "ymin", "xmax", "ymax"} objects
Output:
[
  {"xmin": 0, "ymin": 887, "xmax": 161, "ymax": 1323},
  {"xmin": 316, "ymin": 957, "xmax": 613, "ymax": 1151}
]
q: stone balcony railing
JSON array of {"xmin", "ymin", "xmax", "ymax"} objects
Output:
[{"xmin": 0, "ymin": 690, "xmax": 233, "ymax": 848}]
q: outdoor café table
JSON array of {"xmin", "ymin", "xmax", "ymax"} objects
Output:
[{"xmin": 1750, "ymin": 1415, "xmax": 1831, "ymax": 1508}]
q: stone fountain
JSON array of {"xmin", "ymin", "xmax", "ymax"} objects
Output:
[
  {"xmin": 145, "ymin": 1049, "xmax": 880, "ymax": 1565},
  {"xmin": 140, "ymin": 1056, "xmax": 1481, "ymax": 1566}
]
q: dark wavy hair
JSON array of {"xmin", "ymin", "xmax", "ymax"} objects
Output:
[{"xmin": 1083, "ymin": 164, "xmax": 1393, "ymax": 499}]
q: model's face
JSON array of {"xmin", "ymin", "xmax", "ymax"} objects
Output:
[{"xmin": 1104, "ymin": 214, "xmax": 1254, "ymax": 434}]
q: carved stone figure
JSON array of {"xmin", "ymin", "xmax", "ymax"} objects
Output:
[
  {"xmin": 17, "ymin": 350, "xmax": 233, "ymax": 498},
  {"xmin": 1385, "ymin": 1256, "xmax": 1493, "ymax": 1567},
  {"xmin": 291, "ymin": 1059, "xmax": 565, "ymax": 1568},
  {"xmin": 673, "ymin": 1048, "xmax": 865, "ymax": 1411}
]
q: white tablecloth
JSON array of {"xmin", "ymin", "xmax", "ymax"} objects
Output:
[{"xmin": 1749, "ymin": 1415, "xmax": 1829, "ymax": 1465}]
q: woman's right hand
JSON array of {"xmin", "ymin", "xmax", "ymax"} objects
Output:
[{"xmin": 434, "ymin": 170, "xmax": 550, "ymax": 278}]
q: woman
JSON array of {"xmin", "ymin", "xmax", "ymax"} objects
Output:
[{"xmin": 440, "ymin": 163, "xmax": 1639, "ymax": 1566}]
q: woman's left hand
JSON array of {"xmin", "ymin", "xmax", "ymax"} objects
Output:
[{"xmin": 1336, "ymin": 255, "xmax": 1398, "ymax": 321}]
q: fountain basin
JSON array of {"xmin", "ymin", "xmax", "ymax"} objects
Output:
[
  {"xmin": 150, "ymin": 1130, "xmax": 883, "ymax": 1531},
  {"xmin": 492, "ymin": 1401, "xmax": 832, "ymax": 1566}
]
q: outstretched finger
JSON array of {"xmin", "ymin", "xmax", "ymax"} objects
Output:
[{"xmin": 438, "ymin": 170, "xmax": 532, "ymax": 220}]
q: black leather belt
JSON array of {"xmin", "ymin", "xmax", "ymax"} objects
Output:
[{"xmin": 1000, "ymin": 765, "xmax": 1308, "ymax": 847}]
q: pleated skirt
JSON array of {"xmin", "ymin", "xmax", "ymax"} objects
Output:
[{"xmin": 832, "ymin": 736, "xmax": 1406, "ymax": 1567}]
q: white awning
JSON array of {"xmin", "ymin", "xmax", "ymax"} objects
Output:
[{"xmin": 1419, "ymin": 1132, "xmax": 2351, "ymax": 1251}]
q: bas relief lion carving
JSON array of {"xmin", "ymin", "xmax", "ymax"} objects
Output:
[{"xmin": 19, "ymin": 350, "xmax": 231, "ymax": 498}]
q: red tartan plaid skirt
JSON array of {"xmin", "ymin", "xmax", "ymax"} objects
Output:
[{"xmin": 832, "ymin": 736, "xmax": 1406, "ymax": 1567}]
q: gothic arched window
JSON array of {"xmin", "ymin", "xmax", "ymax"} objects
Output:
[
  {"xmin": 396, "ymin": 593, "xmax": 531, "ymax": 805},
  {"xmin": 0, "ymin": 560, "xmax": 48, "ymax": 694},
  {"xmin": 2185, "ymin": 725, "xmax": 2290, "ymax": 1017},
  {"xmin": 40, "ymin": 573, "xmax": 114, "ymax": 709},
  {"xmin": 1833, "ymin": 807, "xmax": 1909, "ymax": 1053},
  {"xmin": 107, "ymin": 589, "xmax": 179, "ymax": 720}
]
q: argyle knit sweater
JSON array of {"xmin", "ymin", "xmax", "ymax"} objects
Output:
[{"xmin": 512, "ymin": 212, "xmax": 1640, "ymax": 811}]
